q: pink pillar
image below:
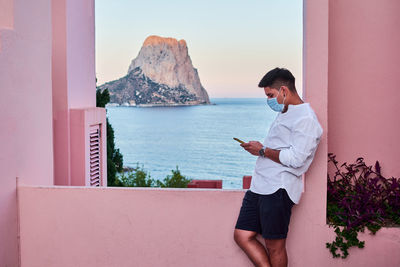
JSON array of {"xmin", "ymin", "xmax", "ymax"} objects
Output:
[
  {"xmin": 283, "ymin": 1, "xmax": 332, "ymax": 266},
  {"xmin": 301, "ymin": 0, "xmax": 329, "ymax": 225},
  {"xmin": 0, "ymin": 0, "xmax": 53, "ymax": 266},
  {"xmin": 52, "ymin": 0, "xmax": 105, "ymax": 186},
  {"xmin": 1, "ymin": 0, "xmax": 104, "ymax": 264},
  {"xmin": 52, "ymin": 0, "xmax": 70, "ymax": 185},
  {"xmin": 328, "ymin": 0, "xmax": 400, "ymax": 178}
]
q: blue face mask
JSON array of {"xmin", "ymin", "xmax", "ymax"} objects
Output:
[{"xmin": 267, "ymin": 88, "xmax": 286, "ymax": 112}]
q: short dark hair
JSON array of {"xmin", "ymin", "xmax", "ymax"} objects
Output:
[{"xmin": 258, "ymin": 67, "xmax": 297, "ymax": 93}]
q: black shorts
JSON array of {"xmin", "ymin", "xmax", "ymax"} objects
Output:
[{"xmin": 234, "ymin": 188, "xmax": 295, "ymax": 239}]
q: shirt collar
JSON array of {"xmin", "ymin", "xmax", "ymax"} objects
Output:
[
  {"xmin": 288, "ymin": 102, "xmax": 308, "ymax": 110},
  {"xmin": 279, "ymin": 102, "xmax": 309, "ymax": 115}
]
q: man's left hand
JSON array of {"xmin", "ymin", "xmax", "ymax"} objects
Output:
[{"xmin": 240, "ymin": 141, "xmax": 263, "ymax": 156}]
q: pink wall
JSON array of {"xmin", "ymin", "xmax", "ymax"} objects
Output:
[
  {"xmin": 17, "ymin": 186, "xmax": 400, "ymax": 267},
  {"xmin": 328, "ymin": 0, "xmax": 400, "ymax": 178},
  {"xmin": 0, "ymin": 0, "xmax": 53, "ymax": 266},
  {"xmin": 1, "ymin": 0, "xmax": 102, "ymax": 265},
  {"xmin": 52, "ymin": 0, "xmax": 97, "ymax": 185},
  {"xmin": 66, "ymin": 0, "xmax": 96, "ymax": 109}
]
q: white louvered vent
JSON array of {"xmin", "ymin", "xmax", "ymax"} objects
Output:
[{"xmin": 89, "ymin": 124, "xmax": 101, "ymax": 186}]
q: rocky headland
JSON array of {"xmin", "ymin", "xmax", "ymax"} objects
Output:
[{"xmin": 98, "ymin": 35, "xmax": 210, "ymax": 106}]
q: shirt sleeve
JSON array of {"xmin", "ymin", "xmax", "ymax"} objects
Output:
[{"xmin": 279, "ymin": 116, "xmax": 323, "ymax": 168}]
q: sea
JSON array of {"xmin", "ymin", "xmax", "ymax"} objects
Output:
[{"xmin": 106, "ymin": 98, "xmax": 278, "ymax": 189}]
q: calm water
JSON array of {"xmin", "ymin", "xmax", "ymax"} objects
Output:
[{"xmin": 106, "ymin": 98, "xmax": 277, "ymax": 189}]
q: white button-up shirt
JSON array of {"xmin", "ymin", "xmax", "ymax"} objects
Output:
[{"xmin": 249, "ymin": 102, "xmax": 323, "ymax": 204}]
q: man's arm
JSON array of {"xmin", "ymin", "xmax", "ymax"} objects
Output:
[
  {"xmin": 278, "ymin": 118, "xmax": 323, "ymax": 168},
  {"xmin": 240, "ymin": 141, "xmax": 282, "ymax": 164},
  {"xmin": 240, "ymin": 117, "xmax": 323, "ymax": 167},
  {"xmin": 264, "ymin": 147, "xmax": 281, "ymax": 164}
]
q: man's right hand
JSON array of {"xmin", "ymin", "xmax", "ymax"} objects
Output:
[{"xmin": 241, "ymin": 141, "xmax": 263, "ymax": 156}]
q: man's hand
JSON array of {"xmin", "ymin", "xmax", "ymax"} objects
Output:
[{"xmin": 240, "ymin": 141, "xmax": 263, "ymax": 156}]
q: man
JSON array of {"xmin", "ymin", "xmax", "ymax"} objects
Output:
[{"xmin": 233, "ymin": 68, "xmax": 323, "ymax": 267}]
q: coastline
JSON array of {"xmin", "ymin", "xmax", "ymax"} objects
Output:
[{"xmin": 106, "ymin": 102, "xmax": 215, "ymax": 108}]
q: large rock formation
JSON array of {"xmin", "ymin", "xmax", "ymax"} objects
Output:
[{"xmin": 98, "ymin": 35, "xmax": 210, "ymax": 106}]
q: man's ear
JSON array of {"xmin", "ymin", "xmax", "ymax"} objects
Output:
[
  {"xmin": 282, "ymin": 86, "xmax": 289, "ymax": 97},
  {"xmin": 283, "ymin": 86, "xmax": 293, "ymax": 97}
]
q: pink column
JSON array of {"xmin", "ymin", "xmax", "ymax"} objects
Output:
[
  {"xmin": 52, "ymin": 0, "xmax": 104, "ymax": 186},
  {"xmin": 0, "ymin": 0, "xmax": 53, "ymax": 266},
  {"xmin": 52, "ymin": 0, "xmax": 70, "ymax": 185},
  {"xmin": 283, "ymin": 1, "xmax": 332, "ymax": 266},
  {"xmin": 301, "ymin": 0, "xmax": 329, "ymax": 225},
  {"xmin": 328, "ymin": 0, "xmax": 400, "ymax": 178}
]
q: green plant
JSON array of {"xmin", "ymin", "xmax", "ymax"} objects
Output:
[
  {"xmin": 96, "ymin": 87, "xmax": 124, "ymax": 186},
  {"xmin": 118, "ymin": 164, "xmax": 190, "ymax": 188},
  {"xmin": 155, "ymin": 166, "xmax": 191, "ymax": 188},
  {"xmin": 326, "ymin": 153, "xmax": 400, "ymax": 258},
  {"xmin": 119, "ymin": 164, "xmax": 156, "ymax": 187}
]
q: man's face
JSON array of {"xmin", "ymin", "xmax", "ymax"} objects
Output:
[{"xmin": 264, "ymin": 86, "xmax": 284, "ymax": 104}]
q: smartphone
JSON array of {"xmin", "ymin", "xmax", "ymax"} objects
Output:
[{"xmin": 233, "ymin": 137, "xmax": 245, "ymax": 144}]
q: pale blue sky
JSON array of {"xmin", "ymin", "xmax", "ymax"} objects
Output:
[{"xmin": 95, "ymin": 0, "xmax": 303, "ymax": 98}]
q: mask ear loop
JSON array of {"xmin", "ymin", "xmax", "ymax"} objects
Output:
[
  {"xmin": 283, "ymin": 92, "xmax": 286, "ymax": 106},
  {"xmin": 279, "ymin": 86, "xmax": 286, "ymax": 105}
]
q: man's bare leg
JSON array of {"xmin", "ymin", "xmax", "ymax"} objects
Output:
[
  {"xmin": 264, "ymin": 238, "xmax": 287, "ymax": 267},
  {"xmin": 233, "ymin": 229, "xmax": 271, "ymax": 267}
]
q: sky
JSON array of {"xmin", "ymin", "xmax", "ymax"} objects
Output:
[{"xmin": 95, "ymin": 0, "xmax": 303, "ymax": 98}]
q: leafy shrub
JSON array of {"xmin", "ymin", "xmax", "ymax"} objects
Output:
[
  {"xmin": 119, "ymin": 164, "xmax": 155, "ymax": 187},
  {"xmin": 119, "ymin": 164, "xmax": 191, "ymax": 188},
  {"xmin": 155, "ymin": 166, "xmax": 192, "ymax": 188},
  {"xmin": 326, "ymin": 153, "xmax": 400, "ymax": 258},
  {"xmin": 96, "ymin": 87, "xmax": 124, "ymax": 186}
]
